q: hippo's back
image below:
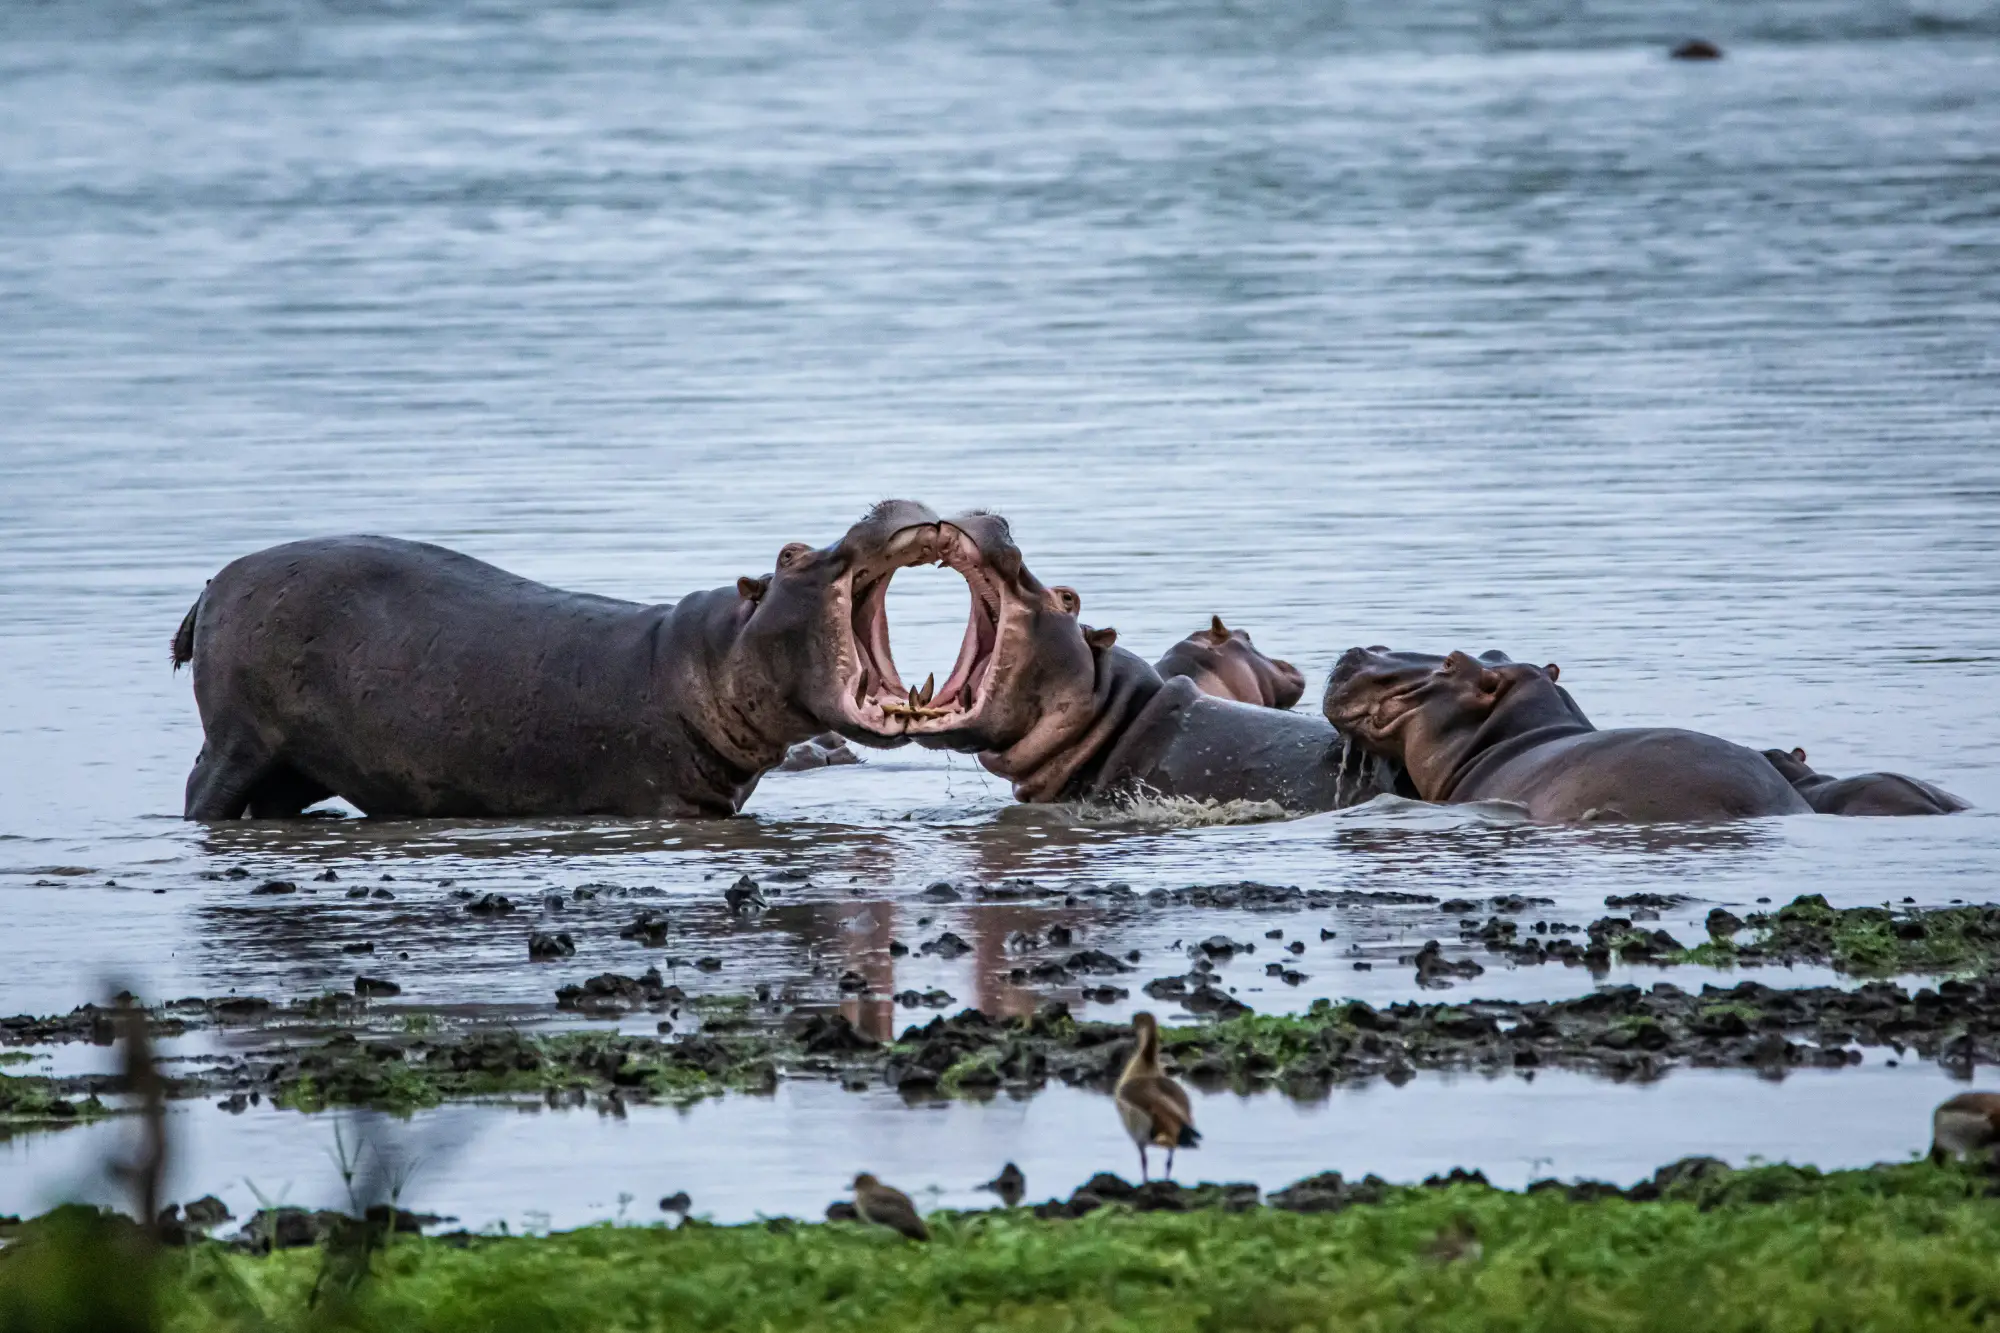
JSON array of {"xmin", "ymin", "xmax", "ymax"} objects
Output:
[
  {"xmin": 187, "ymin": 536, "xmax": 702, "ymax": 816},
  {"xmin": 1481, "ymin": 727, "xmax": 1813, "ymax": 823}
]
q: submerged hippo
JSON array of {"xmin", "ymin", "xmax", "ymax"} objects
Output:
[
  {"xmin": 1762, "ymin": 747, "xmax": 1967, "ymax": 816},
  {"xmin": 1153, "ymin": 616, "xmax": 1306, "ymax": 710},
  {"xmin": 1323, "ymin": 647, "xmax": 1809, "ymax": 823},
  {"xmin": 974, "ymin": 635, "xmax": 1399, "ymax": 808},
  {"xmin": 173, "ymin": 500, "xmax": 1026, "ymax": 819}
]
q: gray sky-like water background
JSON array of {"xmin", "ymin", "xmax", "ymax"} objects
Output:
[{"xmin": 2, "ymin": 0, "xmax": 1998, "ymax": 1230}]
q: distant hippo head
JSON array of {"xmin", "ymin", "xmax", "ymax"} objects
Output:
[
  {"xmin": 1323, "ymin": 647, "xmax": 1571, "ymax": 799},
  {"xmin": 1157, "ymin": 615, "xmax": 1306, "ymax": 710},
  {"xmin": 806, "ymin": 501, "xmax": 1094, "ymax": 753}
]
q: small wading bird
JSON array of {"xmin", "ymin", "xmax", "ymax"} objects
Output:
[
  {"xmin": 1931, "ymin": 1091, "xmax": 2000, "ymax": 1163},
  {"xmin": 852, "ymin": 1173, "xmax": 930, "ymax": 1241},
  {"xmin": 1115, "ymin": 1012, "xmax": 1200, "ymax": 1182}
]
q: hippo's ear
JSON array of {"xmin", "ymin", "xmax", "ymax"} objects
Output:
[
  {"xmin": 1791, "ymin": 746, "xmax": 1807, "ymax": 763},
  {"xmin": 1543, "ymin": 663, "xmax": 1560, "ymax": 682},
  {"xmin": 1051, "ymin": 586, "xmax": 1082, "ymax": 615},
  {"xmin": 737, "ymin": 575, "xmax": 771, "ymax": 603},
  {"xmin": 1084, "ymin": 626, "xmax": 1118, "ymax": 652}
]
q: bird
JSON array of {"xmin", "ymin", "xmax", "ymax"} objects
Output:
[
  {"xmin": 982, "ymin": 1162, "xmax": 1026, "ymax": 1208},
  {"xmin": 1930, "ymin": 1091, "xmax": 2000, "ymax": 1164},
  {"xmin": 852, "ymin": 1173, "xmax": 930, "ymax": 1241},
  {"xmin": 1114, "ymin": 1012, "xmax": 1200, "ymax": 1182},
  {"xmin": 724, "ymin": 875, "xmax": 768, "ymax": 915}
]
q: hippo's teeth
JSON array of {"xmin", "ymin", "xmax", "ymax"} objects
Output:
[
  {"xmin": 918, "ymin": 673, "xmax": 935, "ymax": 706},
  {"xmin": 959, "ymin": 682, "xmax": 973, "ymax": 709}
]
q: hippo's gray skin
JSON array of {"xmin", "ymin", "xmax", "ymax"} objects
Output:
[
  {"xmin": 1762, "ymin": 747, "xmax": 1968, "ymax": 816},
  {"xmin": 1152, "ymin": 616, "xmax": 1306, "ymax": 710},
  {"xmin": 173, "ymin": 501, "xmax": 1007, "ymax": 819},
  {"xmin": 966, "ymin": 627, "xmax": 1401, "ymax": 810},
  {"xmin": 1324, "ymin": 647, "xmax": 1809, "ymax": 823}
]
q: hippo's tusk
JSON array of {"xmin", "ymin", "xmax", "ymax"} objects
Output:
[{"xmin": 918, "ymin": 673, "xmax": 935, "ymax": 707}]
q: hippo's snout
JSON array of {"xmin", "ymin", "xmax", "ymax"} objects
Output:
[{"xmin": 1331, "ymin": 646, "xmax": 1378, "ymax": 684}]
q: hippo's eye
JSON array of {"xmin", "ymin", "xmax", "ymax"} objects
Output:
[{"xmin": 777, "ymin": 543, "xmax": 811, "ymax": 570}]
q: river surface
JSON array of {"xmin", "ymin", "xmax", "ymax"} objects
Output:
[{"xmin": 2, "ymin": 0, "xmax": 1998, "ymax": 1220}]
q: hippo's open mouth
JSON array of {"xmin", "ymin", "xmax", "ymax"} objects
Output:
[{"xmin": 837, "ymin": 519, "xmax": 1008, "ymax": 739}]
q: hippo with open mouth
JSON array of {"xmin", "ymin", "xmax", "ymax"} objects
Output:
[
  {"xmin": 1153, "ymin": 616, "xmax": 1306, "ymax": 710},
  {"xmin": 812, "ymin": 514, "xmax": 1396, "ymax": 809},
  {"xmin": 1761, "ymin": 746, "xmax": 1967, "ymax": 816},
  {"xmin": 1323, "ymin": 647, "xmax": 1810, "ymax": 823},
  {"xmin": 172, "ymin": 500, "xmax": 1029, "ymax": 819}
]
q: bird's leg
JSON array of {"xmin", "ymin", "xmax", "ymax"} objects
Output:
[
  {"xmin": 1138, "ymin": 1145, "xmax": 1149, "ymax": 1183},
  {"xmin": 1165, "ymin": 1148, "xmax": 1176, "ymax": 1181}
]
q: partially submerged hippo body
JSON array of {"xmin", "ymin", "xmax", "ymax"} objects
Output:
[
  {"xmin": 1152, "ymin": 617, "xmax": 1306, "ymax": 710},
  {"xmin": 1324, "ymin": 648, "xmax": 1810, "ymax": 823},
  {"xmin": 968, "ymin": 632, "xmax": 1400, "ymax": 810},
  {"xmin": 1762, "ymin": 747, "xmax": 1967, "ymax": 816},
  {"xmin": 173, "ymin": 501, "xmax": 1031, "ymax": 819}
]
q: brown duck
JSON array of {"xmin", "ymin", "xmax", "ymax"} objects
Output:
[
  {"xmin": 852, "ymin": 1173, "xmax": 930, "ymax": 1241},
  {"xmin": 1115, "ymin": 1012, "xmax": 1200, "ymax": 1182}
]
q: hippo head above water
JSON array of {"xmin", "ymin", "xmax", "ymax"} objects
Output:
[
  {"xmin": 816, "ymin": 501, "xmax": 1095, "ymax": 756},
  {"xmin": 1155, "ymin": 615, "xmax": 1307, "ymax": 710},
  {"xmin": 1323, "ymin": 648, "xmax": 1573, "ymax": 800}
]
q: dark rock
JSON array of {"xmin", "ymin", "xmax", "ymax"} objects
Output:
[
  {"xmin": 1670, "ymin": 37, "xmax": 1723, "ymax": 59},
  {"xmin": 465, "ymin": 893, "xmax": 514, "ymax": 916},
  {"xmin": 1066, "ymin": 949, "xmax": 1133, "ymax": 975},
  {"xmin": 341, "ymin": 942, "xmax": 375, "ymax": 954},
  {"xmin": 984, "ymin": 1162, "xmax": 1026, "ymax": 1208},
  {"xmin": 181, "ymin": 1196, "xmax": 233, "ymax": 1227},
  {"xmin": 528, "ymin": 931, "xmax": 576, "ymax": 960},
  {"xmin": 922, "ymin": 932, "xmax": 972, "ymax": 959},
  {"xmin": 1408, "ymin": 940, "xmax": 1484, "ymax": 988},
  {"xmin": 1706, "ymin": 908, "xmax": 1745, "ymax": 936},
  {"xmin": 921, "ymin": 881, "xmax": 962, "ymax": 901},
  {"xmin": 353, "ymin": 976, "xmax": 400, "ymax": 998},
  {"xmin": 618, "ymin": 913, "xmax": 670, "ymax": 946},
  {"xmin": 250, "ymin": 881, "xmax": 298, "ymax": 896},
  {"xmin": 796, "ymin": 1013, "xmax": 878, "ymax": 1054}
]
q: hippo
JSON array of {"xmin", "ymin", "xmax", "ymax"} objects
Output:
[
  {"xmin": 1153, "ymin": 616, "xmax": 1306, "ymax": 710},
  {"xmin": 172, "ymin": 500, "xmax": 1026, "ymax": 819},
  {"xmin": 1762, "ymin": 747, "xmax": 1968, "ymax": 816},
  {"xmin": 1322, "ymin": 648, "xmax": 1810, "ymax": 823},
  {"xmin": 797, "ymin": 515, "xmax": 1395, "ymax": 807}
]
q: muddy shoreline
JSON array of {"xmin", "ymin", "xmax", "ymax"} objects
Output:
[{"xmin": 8, "ymin": 959, "xmax": 2000, "ymax": 1131}]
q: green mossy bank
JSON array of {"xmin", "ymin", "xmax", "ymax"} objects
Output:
[{"xmin": 10, "ymin": 1166, "xmax": 2000, "ymax": 1332}]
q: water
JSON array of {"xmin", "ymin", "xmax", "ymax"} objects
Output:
[
  {"xmin": 0, "ymin": 1064, "xmax": 1960, "ymax": 1230},
  {"xmin": 3, "ymin": 0, "xmax": 1998, "ymax": 1210}
]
